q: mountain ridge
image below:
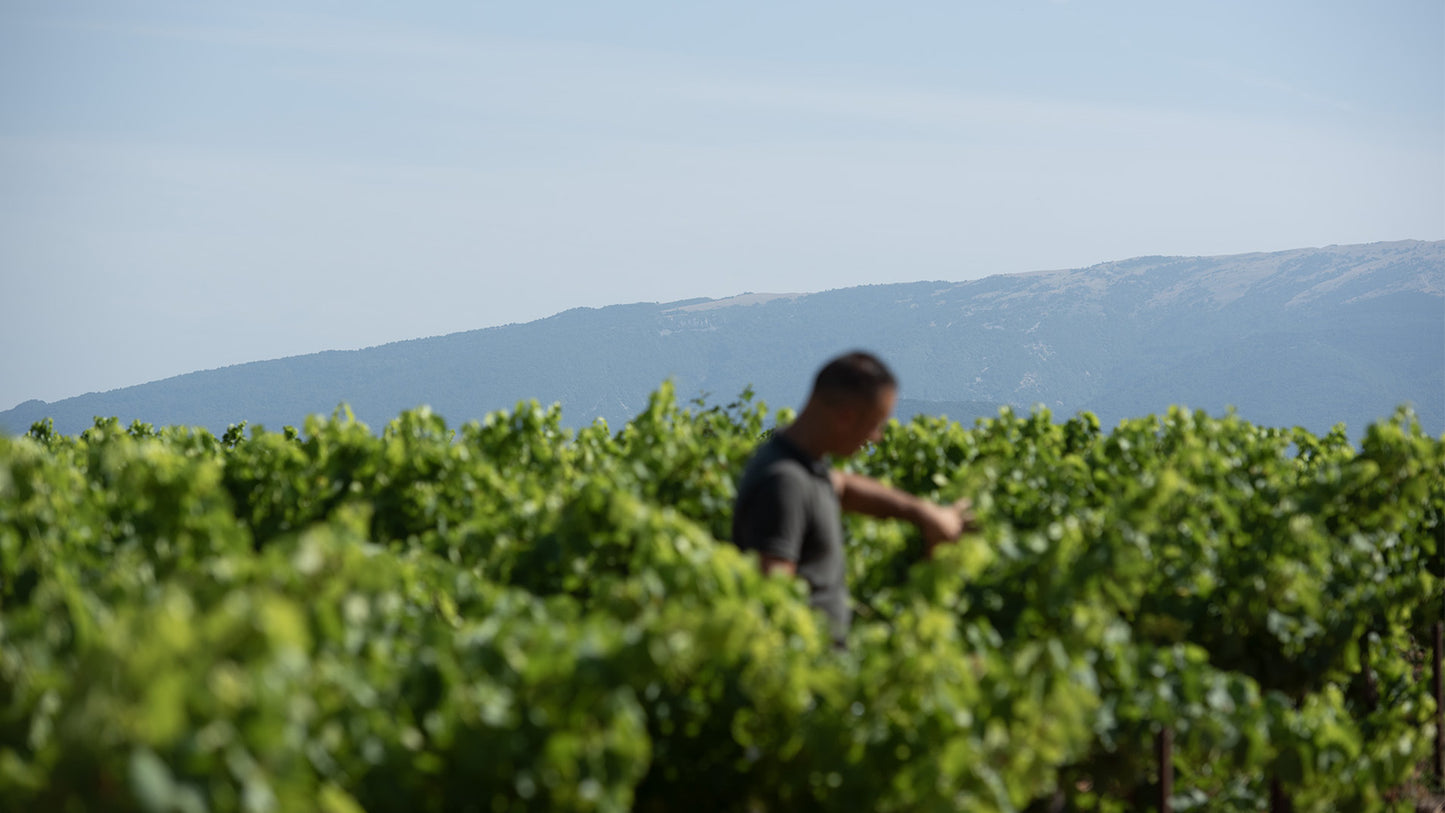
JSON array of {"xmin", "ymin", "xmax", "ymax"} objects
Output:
[{"xmin": 4, "ymin": 240, "xmax": 1441, "ymax": 438}]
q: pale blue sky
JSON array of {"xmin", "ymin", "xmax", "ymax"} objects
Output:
[{"xmin": 2, "ymin": 1, "xmax": 1441, "ymax": 409}]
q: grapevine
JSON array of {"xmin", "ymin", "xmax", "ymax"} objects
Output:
[{"xmin": 1, "ymin": 386, "xmax": 1440, "ymax": 811}]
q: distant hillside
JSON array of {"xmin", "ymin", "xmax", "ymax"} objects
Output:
[{"xmin": 3, "ymin": 240, "xmax": 1441, "ymax": 438}]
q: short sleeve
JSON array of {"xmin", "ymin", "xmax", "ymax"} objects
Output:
[{"xmin": 734, "ymin": 467, "xmax": 809, "ymax": 563}]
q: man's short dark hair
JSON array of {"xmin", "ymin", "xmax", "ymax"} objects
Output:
[{"xmin": 811, "ymin": 351, "xmax": 897, "ymax": 406}]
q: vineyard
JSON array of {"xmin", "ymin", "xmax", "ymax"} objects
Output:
[{"xmin": 1, "ymin": 383, "xmax": 1442, "ymax": 812}]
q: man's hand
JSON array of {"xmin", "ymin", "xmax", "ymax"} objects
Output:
[{"xmin": 916, "ymin": 497, "xmax": 978, "ymax": 554}]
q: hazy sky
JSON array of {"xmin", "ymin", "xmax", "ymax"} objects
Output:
[{"xmin": 3, "ymin": 1, "xmax": 1442, "ymax": 410}]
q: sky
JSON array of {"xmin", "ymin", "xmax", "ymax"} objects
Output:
[{"xmin": 2, "ymin": 1, "xmax": 1442, "ymax": 410}]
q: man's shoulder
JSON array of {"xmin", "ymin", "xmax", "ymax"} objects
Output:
[
  {"xmin": 739, "ymin": 436, "xmax": 828, "ymax": 497},
  {"xmin": 741, "ymin": 453, "xmax": 811, "ymax": 490},
  {"xmin": 742, "ymin": 435, "xmax": 807, "ymax": 476}
]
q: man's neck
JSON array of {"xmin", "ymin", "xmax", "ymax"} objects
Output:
[{"xmin": 781, "ymin": 411, "xmax": 831, "ymax": 461}]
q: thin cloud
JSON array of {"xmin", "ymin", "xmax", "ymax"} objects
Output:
[{"xmin": 1189, "ymin": 57, "xmax": 1358, "ymax": 114}]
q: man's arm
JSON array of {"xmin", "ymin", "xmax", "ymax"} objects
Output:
[
  {"xmin": 736, "ymin": 468, "xmax": 809, "ymax": 576},
  {"xmin": 759, "ymin": 554, "xmax": 798, "ymax": 577},
  {"xmin": 830, "ymin": 470, "xmax": 976, "ymax": 551}
]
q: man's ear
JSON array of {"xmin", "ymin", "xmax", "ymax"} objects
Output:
[{"xmin": 829, "ymin": 400, "xmax": 860, "ymax": 430}]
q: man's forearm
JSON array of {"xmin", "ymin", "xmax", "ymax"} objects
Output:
[
  {"xmin": 833, "ymin": 470, "xmax": 973, "ymax": 548},
  {"xmin": 833, "ymin": 471, "xmax": 928, "ymax": 524},
  {"xmin": 759, "ymin": 553, "xmax": 798, "ymax": 577}
]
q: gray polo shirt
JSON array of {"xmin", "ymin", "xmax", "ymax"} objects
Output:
[{"xmin": 732, "ymin": 433, "xmax": 850, "ymax": 643}]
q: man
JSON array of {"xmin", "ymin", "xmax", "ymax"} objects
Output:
[{"xmin": 731, "ymin": 351, "xmax": 974, "ymax": 645}]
